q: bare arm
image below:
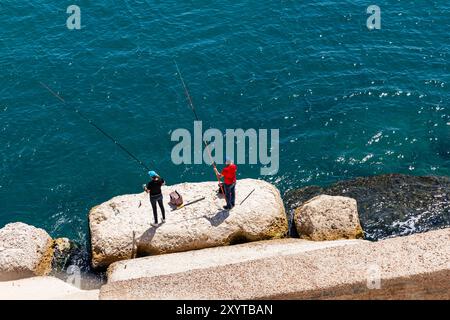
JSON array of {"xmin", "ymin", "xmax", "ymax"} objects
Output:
[{"xmin": 214, "ymin": 168, "xmax": 223, "ymax": 179}]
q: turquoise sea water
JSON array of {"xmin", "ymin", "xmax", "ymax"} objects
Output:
[{"xmin": 0, "ymin": 1, "xmax": 449, "ymax": 245}]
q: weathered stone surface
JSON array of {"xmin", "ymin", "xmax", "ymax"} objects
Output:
[
  {"xmin": 107, "ymin": 238, "xmax": 366, "ymax": 283},
  {"xmin": 89, "ymin": 179, "xmax": 288, "ymax": 268},
  {"xmin": 0, "ymin": 276, "xmax": 99, "ymax": 300},
  {"xmin": 0, "ymin": 222, "xmax": 54, "ymax": 281},
  {"xmin": 294, "ymin": 195, "xmax": 364, "ymax": 241},
  {"xmin": 99, "ymin": 228, "xmax": 450, "ymax": 300}
]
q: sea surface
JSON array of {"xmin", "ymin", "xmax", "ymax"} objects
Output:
[{"xmin": 0, "ymin": 1, "xmax": 449, "ymax": 250}]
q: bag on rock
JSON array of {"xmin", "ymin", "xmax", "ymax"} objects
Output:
[{"xmin": 169, "ymin": 190, "xmax": 183, "ymax": 206}]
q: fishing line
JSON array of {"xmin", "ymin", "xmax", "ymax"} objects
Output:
[
  {"xmin": 174, "ymin": 61, "xmax": 227, "ymax": 198},
  {"xmin": 39, "ymin": 81, "xmax": 150, "ymax": 172}
]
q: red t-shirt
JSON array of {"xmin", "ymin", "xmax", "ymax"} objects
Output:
[{"xmin": 221, "ymin": 164, "xmax": 237, "ymax": 185}]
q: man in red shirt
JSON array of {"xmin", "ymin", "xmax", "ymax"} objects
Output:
[{"xmin": 215, "ymin": 157, "xmax": 237, "ymax": 210}]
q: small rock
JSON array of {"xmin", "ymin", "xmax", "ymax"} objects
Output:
[
  {"xmin": 294, "ymin": 195, "xmax": 364, "ymax": 241},
  {"xmin": 51, "ymin": 238, "xmax": 73, "ymax": 272}
]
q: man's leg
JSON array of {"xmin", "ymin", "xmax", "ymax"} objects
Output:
[
  {"xmin": 224, "ymin": 183, "xmax": 232, "ymax": 209},
  {"xmin": 158, "ymin": 197, "xmax": 166, "ymax": 220},
  {"xmin": 150, "ymin": 197, "xmax": 158, "ymax": 224},
  {"xmin": 230, "ymin": 183, "xmax": 236, "ymax": 207}
]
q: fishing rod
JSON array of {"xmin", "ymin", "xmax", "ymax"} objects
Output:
[
  {"xmin": 172, "ymin": 197, "xmax": 206, "ymax": 211},
  {"xmin": 240, "ymin": 189, "xmax": 255, "ymax": 206},
  {"xmin": 39, "ymin": 82, "xmax": 150, "ymax": 172},
  {"xmin": 174, "ymin": 61, "xmax": 226, "ymax": 198}
]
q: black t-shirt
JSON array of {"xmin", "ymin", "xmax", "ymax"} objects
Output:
[{"xmin": 146, "ymin": 178, "xmax": 165, "ymax": 196}]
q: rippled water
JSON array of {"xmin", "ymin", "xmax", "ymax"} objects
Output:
[{"xmin": 0, "ymin": 1, "xmax": 449, "ymax": 249}]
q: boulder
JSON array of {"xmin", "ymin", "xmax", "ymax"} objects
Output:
[
  {"xmin": 0, "ymin": 222, "xmax": 54, "ymax": 281},
  {"xmin": 89, "ymin": 178, "xmax": 288, "ymax": 268},
  {"xmin": 294, "ymin": 195, "xmax": 363, "ymax": 241}
]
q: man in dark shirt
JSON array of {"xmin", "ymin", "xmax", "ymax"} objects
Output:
[
  {"xmin": 144, "ymin": 171, "xmax": 166, "ymax": 226},
  {"xmin": 215, "ymin": 157, "xmax": 238, "ymax": 210}
]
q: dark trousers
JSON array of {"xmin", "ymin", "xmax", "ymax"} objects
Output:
[
  {"xmin": 150, "ymin": 194, "xmax": 165, "ymax": 223},
  {"xmin": 224, "ymin": 183, "xmax": 236, "ymax": 208}
]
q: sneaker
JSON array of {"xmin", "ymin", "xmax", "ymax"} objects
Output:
[
  {"xmin": 151, "ymin": 222, "xmax": 158, "ymax": 227},
  {"xmin": 223, "ymin": 205, "xmax": 231, "ymax": 210},
  {"xmin": 162, "ymin": 219, "xmax": 166, "ymax": 223}
]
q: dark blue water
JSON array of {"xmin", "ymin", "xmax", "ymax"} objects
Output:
[{"xmin": 0, "ymin": 1, "xmax": 449, "ymax": 244}]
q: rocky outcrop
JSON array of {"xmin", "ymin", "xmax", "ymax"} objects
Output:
[
  {"xmin": 284, "ymin": 174, "xmax": 450, "ymax": 240},
  {"xmin": 294, "ymin": 195, "xmax": 364, "ymax": 240},
  {"xmin": 100, "ymin": 228, "xmax": 450, "ymax": 300},
  {"xmin": 89, "ymin": 179, "xmax": 288, "ymax": 268},
  {"xmin": 0, "ymin": 222, "xmax": 54, "ymax": 281}
]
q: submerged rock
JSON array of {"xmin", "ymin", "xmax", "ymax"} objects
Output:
[
  {"xmin": 0, "ymin": 222, "xmax": 54, "ymax": 281},
  {"xmin": 294, "ymin": 195, "xmax": 364, "ymax": 240},
  {"xmin": 51, "ymin": 238, "xmax": 74, "ymax": 272},
  {"xmin": 49, "ymin": 240, "xmax": 107, "ymax": 290},
  {"xmin": 89, "ymin": 179, "xmax": 288, "ymax": 268},
  {"xmin": 284, "ymin": 174, "xmax": 450, "ymax": 240}
]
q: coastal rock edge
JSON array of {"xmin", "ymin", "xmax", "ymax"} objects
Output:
[{"xmin": 89, "ymin": 178, "xmax": 288, "ymax": 268}]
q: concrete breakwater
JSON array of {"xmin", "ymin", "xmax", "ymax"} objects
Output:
[
  {"xmin": 1, "ymin": 228, "xmax": 448, "ymax": 300},
  {"xmin": 101, "ymin": 229, "xmax": 449, "ymax": 300}
]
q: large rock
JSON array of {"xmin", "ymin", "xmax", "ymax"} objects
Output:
[
  {"xmin": 89, "ymin": 178, "xmax": 288, "ymax": 268},
  {"xmin": 294, "ymin": 195, "xmax": 363, "ymax": 241},
  {"xmin": 0, "ymin": 222, "xmax": 54, "ymax": 281}
]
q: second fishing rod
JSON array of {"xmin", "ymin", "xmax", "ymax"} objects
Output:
[{"xmin": 174, "ymin": 61, "xmax": 227, "ymax": 199}]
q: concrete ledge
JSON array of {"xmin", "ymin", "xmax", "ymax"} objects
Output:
[
  {"xmin": 0, "ymin": 276, "xmax": 99, "ymax": 300},
  {"xmin": 99, "ymin": 228, "xmax": 450, "ymax": 300},
  {"xmin": 107, "ymin": 238, "xmax": 366, "ymax": 282}
]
